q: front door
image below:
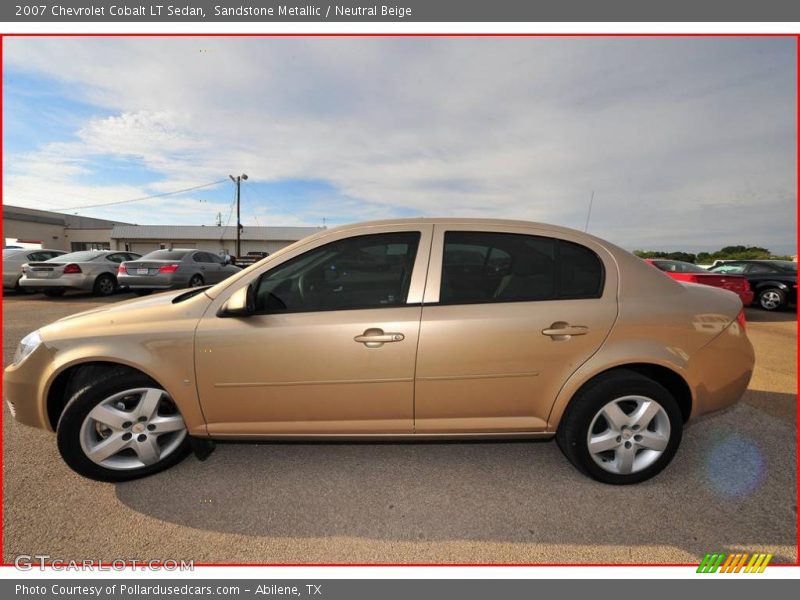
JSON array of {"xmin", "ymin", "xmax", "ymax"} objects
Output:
[
  {"xmin": 195, "ymin": 226, "xmax": 432, "ymax": 436},
  {"xmin": 414, "ymin": 226, "xmax": 618, "ymax": 433}
]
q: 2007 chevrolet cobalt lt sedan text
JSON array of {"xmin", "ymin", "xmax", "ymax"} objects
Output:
[{"xmin": 4, "ymin": 219, "xmax": 754, "ymax": 484}]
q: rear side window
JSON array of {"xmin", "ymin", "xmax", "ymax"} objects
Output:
[{"xmin": 440, "ymin": 231, "xmax": 604, "ymax": 305}]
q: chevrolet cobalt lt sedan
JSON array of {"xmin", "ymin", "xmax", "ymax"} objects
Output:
[{"xmin": 4, "ymin": 219, "xmax": 754, "ymax": 484}]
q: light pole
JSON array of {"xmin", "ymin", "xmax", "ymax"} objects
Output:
[{"xmin": 229, "ymin": 173, "xmax": 248, "ymax": 258}]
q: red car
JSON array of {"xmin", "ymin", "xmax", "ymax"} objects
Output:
[{"xmin": 645, "ymin": 259, "xmax": 754, "ymax": 306}]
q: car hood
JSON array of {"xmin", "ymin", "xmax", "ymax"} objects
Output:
[{"xmin": 41, "ymin": 289, "xmax": 213, "ymax": 342}]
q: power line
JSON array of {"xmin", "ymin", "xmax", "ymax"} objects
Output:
[{"xmin": 51, "ymin": 179, "xmax": 229, "ymax": 212}]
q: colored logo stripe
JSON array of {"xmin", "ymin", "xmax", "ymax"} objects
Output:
[{"xmin": 697, "ymin": 552, "xmax": 772, "ymax": 573}]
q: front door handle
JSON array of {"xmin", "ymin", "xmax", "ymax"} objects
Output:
[
  {"xmin": 354, "ymin": 328, "xmax": 405, "ymax": 348},
  {"xmin": 542, "ymin": 322, "xmax": 589, "ymax": 340}
]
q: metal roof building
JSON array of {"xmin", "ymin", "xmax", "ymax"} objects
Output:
[{"xmin": 111, "ymin": 224, "xmax": 325, "ymax": 256}]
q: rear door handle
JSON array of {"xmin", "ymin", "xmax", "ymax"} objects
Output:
[
  {"xmin": 542, "ymin": 322, "xmax": 589, "ymax": 339},
  {"xmin": 354, "ymin": 328, "xmax": 405, "ymax": 348}
]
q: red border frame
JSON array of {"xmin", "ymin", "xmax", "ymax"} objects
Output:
[{"xmin": 0, "ymin": 31, "xmax": 797, "ymax": 569}]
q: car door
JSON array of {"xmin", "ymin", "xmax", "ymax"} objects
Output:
[
  {"xmin": 414, "ymin": 225, "xmax": 619, "ymax": 433},
  {"xmin": 194, "ymin": 225, "xmax": 433, "ymax": 436}
]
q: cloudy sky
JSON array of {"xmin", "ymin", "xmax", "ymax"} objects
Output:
[{"xmin": 3, "ymin": 37, "xmax": 796, "ymax": 253}]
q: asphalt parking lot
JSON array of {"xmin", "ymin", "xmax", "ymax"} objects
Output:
[{"xmin": 2, "ymin": 290, "xmax": 796, "ymax": 564}]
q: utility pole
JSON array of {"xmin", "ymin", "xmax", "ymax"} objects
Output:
[{"xmin": 229, "ymin": 173, "xmax": 248, "ymax": 258}]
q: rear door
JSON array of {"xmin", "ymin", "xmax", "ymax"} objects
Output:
[{"xmin": 414, "ymin": 225, "xmax": 619, "ymax": 433}]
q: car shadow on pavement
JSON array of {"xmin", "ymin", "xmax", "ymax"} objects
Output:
[
  {"xmin": 744, "ymin": 307, "xmax": 797, "ymax": 323},
  {"xmin": 114, "ymin": 393, "xmax": 796, "ymax": 563}
]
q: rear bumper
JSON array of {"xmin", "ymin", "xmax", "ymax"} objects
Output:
[
  {"xmin": 739, "ymin": 290, "xmax": 755, "ymax": 306},
  {"xmin": 118, "ymin": 273, "xmax": 188, "ymax": 289},
  {"xmin": 19, "ymin": 274, "xmax": 92, "ymax": 290}
]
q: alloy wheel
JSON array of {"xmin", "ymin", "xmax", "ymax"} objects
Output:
[
  {"xmin": 759, "ymin": 290, "xmax": 782, "ymax": 310},
  {"xmin": 586, "ymin": 395, "xmax": 671, "ymax": 475},
  {"xmin": 79, "ymin": 387, "xmax": 187, "ymax": 470}
]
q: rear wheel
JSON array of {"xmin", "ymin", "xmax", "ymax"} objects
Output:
[
  {"xmin": 188, "ymin": 274, "xmax": 204, "ymax": 287},
  {"xmin": 757, "ymin": 287, "xmax": 786, "ymax": 311},
  {"xmin": 44, "ymin": 289, "xmax": 66, "ymax": 297},
  {"xmin": 93, "ymin": 274, "xmax": 118, "ymax": 296},
  {"xmin": 556, "ymin": 370, "xmax": 683, "ymax": 484},
  {"xmin": 56, "ymin": 368, "xmax": 191, "ymax": 482}
]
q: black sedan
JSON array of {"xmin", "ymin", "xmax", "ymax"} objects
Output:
[{"xmin": 708, "ymin": 260, "xmax": 797, "ymax": 311}]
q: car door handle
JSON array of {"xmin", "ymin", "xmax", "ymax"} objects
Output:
[
  {"xmin": 354, "ymin": 328, "xmax": 405, "ymax": 348},
  {"xmin": 542, "ymin": 322, "xmax": 589, "ymax": 339}
]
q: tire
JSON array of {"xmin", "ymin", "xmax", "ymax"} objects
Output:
[
  {"xmin": 556, "ymin": 369, "xmax": 683, "ymax": 485},
  {"xmin": 56, "ymin": 367, "xmax": 191, "ymax": 482},
  {"xmin": 14, "ymin": 277, "xmax": 35, "ymax": 294},
  {"xmin": 93, "ymin": 274, "xmax": 118, "ymax": 297},
  {"xmin": 44, "ymin": 289, "xmax": 66, "ymax": 297},
  {"xmin": 188, "ymin": 274, "xmax": 204, "ymax": 287},
  {"xmin": 757, "ymin": 287, "xmax": 786, "ymax": 311}
]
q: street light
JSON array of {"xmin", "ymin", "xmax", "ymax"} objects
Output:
[{"xmin": 229, "ymin": 173, "xmax": 248, "ymax": 258}]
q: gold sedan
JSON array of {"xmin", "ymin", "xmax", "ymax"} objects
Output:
[{"xmin": 3, "ymin": 219, "xmax": 754, "ymax": 484}]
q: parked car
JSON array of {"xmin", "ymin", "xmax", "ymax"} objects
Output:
[
  {"xmin": 3, "ymin": 248, "xmax": 67, "ymax": 292},
  {"xmin": 708, "ymin": 259, "xmax": 797, "ymax": 311},
  {"xmin": 644, "ymin": 258, "xmax": 754, "ymax": 306},
  {"xmin": 19, "ymin": 250, "xmax": 141, "ymax": 297},
  {"xmin": 118, "ymin": 249, "xmax": 242, "ymax": 294},
  {"xmin": 4, "ymin": 219, "xmax": 754, "ymax": 485}
]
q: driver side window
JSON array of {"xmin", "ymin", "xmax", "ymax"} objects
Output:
[{"xmin": 254, "ymin": 232, "xmax": 421, "ymax": 313}]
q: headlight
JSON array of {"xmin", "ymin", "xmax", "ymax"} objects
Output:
[{"xmin": 13, "ymin": 330, "xmax": 42, "ymax": 366}]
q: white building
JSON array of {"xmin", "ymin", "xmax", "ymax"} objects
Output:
[{"xmin": 111, "ymin": 224, "xmax": 324, "ymax": 257}]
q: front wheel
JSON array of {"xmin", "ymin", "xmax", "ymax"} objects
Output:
[
  {"xmin": 188, "ymin": 274, "xmax": 204, "ymax": 287},
  {"xmin": 757, "ymin": 287, "xmax": 786, "ymax": 311},
  {"xmin": 57, "ymin": 369, "xmax": 191, "ymax": 482},
  {"xmin": 556, "ymin": 370, "xmax": 683, "ymax": 484}
]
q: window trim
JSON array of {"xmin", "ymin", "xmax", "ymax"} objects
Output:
[
  {"xmin": 425, "ymin": 227, "xmax": 607, "ymax": 306},
  {"xmin": 250, "ymin": 230, "xmax": 425, "ymax": 316}
]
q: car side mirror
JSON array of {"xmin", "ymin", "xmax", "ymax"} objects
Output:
[{"xmin": 219, "ymin": 284, "xmax": 255, "ymax": 317}]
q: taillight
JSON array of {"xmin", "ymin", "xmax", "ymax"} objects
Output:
[
  {"xmin": 686, "ymin": 275, "xmax": 699, "ymax": 283},
  {"xmin": 158, "ymin": 264, "xmax": 179, "ymax": 273},
  {"xmin": 63, "ymin": 263, "xmax": 82, "ymax": 274},
  {"xmin": 118, "ymin": 264, "xmax": 127, "ymax": 274},
  {"xmin": 736, "ymin": 308, "xmax": 747, "ymax": 331}
]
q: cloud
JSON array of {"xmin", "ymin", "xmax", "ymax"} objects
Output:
[{"xmin": 3, "ymin": 37, "xmax": 796, "ymax": 253}]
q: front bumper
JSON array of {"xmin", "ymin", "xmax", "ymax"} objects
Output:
[{"xmin": 3, "ymin": 343, "xmax": 54, "ymax": 431}]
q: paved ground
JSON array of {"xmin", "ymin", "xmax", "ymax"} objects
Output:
[{"xmin": 2, "ymin": 290, "xmax": 796, "ymax": 564}]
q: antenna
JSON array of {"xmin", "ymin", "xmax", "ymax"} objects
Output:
[{"xmin": 584, "ymin": 190, "xmax": 595, "ymax": 232}]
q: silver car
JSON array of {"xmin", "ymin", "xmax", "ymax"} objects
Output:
[
  {"xmin": 19, "ymin": 250, "xmax": 141, "ymax": 297},
  {"xmin": 3, "ymin": 248, "xmax": 67, "ymax": 292},
  {"xmin": 118, "ymin": 249, "xmax": 241, "ymax": 294}
]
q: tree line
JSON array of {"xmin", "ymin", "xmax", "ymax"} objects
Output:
[{"xmin": 633, "ymin": 245, "xmax": 794, "ymax": 264}]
